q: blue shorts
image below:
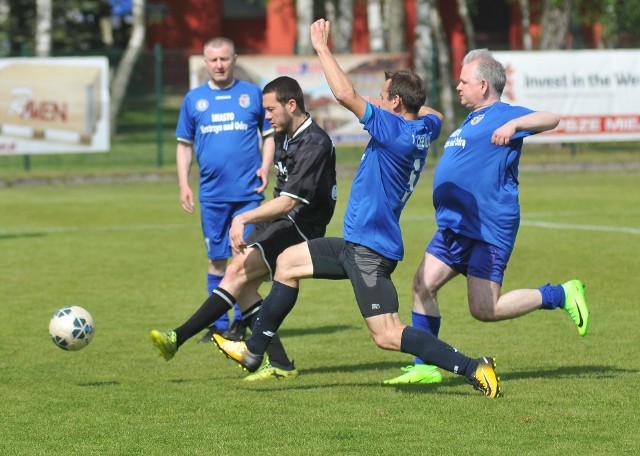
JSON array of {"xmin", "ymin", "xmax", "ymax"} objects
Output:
[
  {"xmin": 200, "ymin": 200, "xmax": 260, "ymax": 261},
  {"xmin": 426, "ymin": 229, "xmax": 511, "ymax": 284}
]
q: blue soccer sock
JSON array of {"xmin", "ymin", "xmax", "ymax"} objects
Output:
[
  {"xmin": 412, "ymin": 312, "xmax": 441, "ymax": 365},
  {"xmin": 538, "ymin": 283, "xmax": 565, "ymax": 310},
  {"xmin": 208, "ymin": 273, "xmax": 229, "ymax": 330}
]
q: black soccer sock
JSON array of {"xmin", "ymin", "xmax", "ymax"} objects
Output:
[
  {"xmin": 173, "ymin": 288, "xmax": 235, "ymax": 347},
  {"xmin": 243, "ymin": 301, "xmax": 292, "ymax": 367},
  {"xmin": 400, "ymin": 326, "xmax": 476, "ymax": 377},
  {"xmin": 246, "ymin": 281, "xmax": 299, "ymax": 356}
]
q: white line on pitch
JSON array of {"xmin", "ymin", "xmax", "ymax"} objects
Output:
[{"xmin": 520, "ymin": 220, "xmax": 640, "ymax": 235}]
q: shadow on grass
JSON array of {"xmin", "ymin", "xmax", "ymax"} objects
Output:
[
  {"xmin": 77, "ymin": 381, "xmax": 120, "ymax": 387},
  {"xmin": 0, "ymin": 232, "xmax": 46, "ymax": 240},
  {"xmin": 279, "ymin": 324, "xmax": 358, "ymax": 338},
  {"xmin": 503, "ymin": 364, "xmax": 637, "ymax": 380}
]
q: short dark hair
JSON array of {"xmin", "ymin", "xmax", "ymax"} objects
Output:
[
  {"xmin": 384, "ymin": 70, "xmax": 427, "ymax": 114},
  {"xmin": 263, "ymin": 76, "xmax": 306, "ymax": 112}
]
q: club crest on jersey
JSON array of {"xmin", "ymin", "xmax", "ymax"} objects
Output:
[
  {"xmin": 471, "ymin": 114, "xmax": 485, "ymax": 125},
  {"xmin": 196, "ymin": 99, "xmax": 209, "ymax": 112},
  {"xmin": 239, "ymin": 94, "xmax": 251, "ymax": 108}
]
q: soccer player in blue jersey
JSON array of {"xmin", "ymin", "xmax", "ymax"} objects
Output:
[
  {"xmin": 384, "ymin": 49, "xmax": 590, "ymax": 385},
  {"xmin": 151, "ymin": 76, "xmax": 337, "ymax": 381},
  {"xmin": 213, "ymin": 19, "xmax": 501, "ymax": 398},
  {"xmin": 175, "ymin": 37, "xmax": 275, "ymax": 341}
]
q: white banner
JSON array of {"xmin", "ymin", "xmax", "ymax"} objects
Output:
[
  {"xmin": 189, "ymin": 53, "xmax": 409, "ymax": 145},
  {"xmin": 0, "ymin": 57, "xmax": 110, "ymax": 154},
  {"xmin": 493, "ymin": 50, "xmax": 640, "ymax": 142}
]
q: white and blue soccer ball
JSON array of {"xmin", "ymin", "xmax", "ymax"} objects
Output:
[{"xmin": 49, "ymin": 306, "xmax": 95, "ymax": 351}]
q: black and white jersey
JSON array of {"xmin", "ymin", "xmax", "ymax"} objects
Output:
[{"xmin": 272, "ymin": 115, "xmax": 337, "ymax": 228}]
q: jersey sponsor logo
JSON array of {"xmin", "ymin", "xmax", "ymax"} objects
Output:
[
  {"xmin": 210, "ymin": 112, "xmax": 235, "ymax": 122},
  {"xmin": 275, "ymin": 161, "xmax": 289, "ymax": 181},
  {"xmin": 196, "ymin": 99, "xmax": 209, "ymax": 112},
  {"xmin": 471, "ymin": 114, "xmax": 485, "ymax": 125},
  {"xmin": 413, "ymin": 133, "xmax": 432, "ymax": 150},
  {"xmin": 215, "ymin": 95, "xmax": 231, "ymax": 100},
  {"xmin": 239, "ymin": 94, "xmax": 251, "ymax": 108},
  {"xmin": 444, "ymin": 129, "xmax": 466, "ymax": 149}
]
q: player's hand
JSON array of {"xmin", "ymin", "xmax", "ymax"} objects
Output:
[
  {"xmin": 254, "ymin": 168, "xmax": 269, "ymax": 193},
  {"xmin": 180, "ymin": 186, "xmax": 195, "ymax": 213},
  {"xmin": 229, "ymin": 217, "xmax": 248, "ymax": 255},
  {"xmin": 492, "ymin": 122, "xmax": 517, "ymax": 145},
  {"xmin": 310, "ymin": 19, "xmax": 331, "ymax": 52}
]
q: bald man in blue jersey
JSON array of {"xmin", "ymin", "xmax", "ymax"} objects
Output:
[
  {"xmin": 213, "ymin": 20, "xmax": 502, "ymax": 398},
  {"xmin": 384, "ymin": 49, "xmax": 590, "ymax": 385},
  {"xmin": 175, "ymin": 37, "xmax": 275, "ymax": 341}
]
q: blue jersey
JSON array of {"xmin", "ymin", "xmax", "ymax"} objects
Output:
[
  {"xmin": 175, "ymin": 79, "xmax": 271, "ymax": 203},
  {"xmin": 433, "ymin": 102, "xmax": 534, "ymax": 252},
  {"xmin": 344, "ymin": 103, "xmax": 442, "ymax": 261}
]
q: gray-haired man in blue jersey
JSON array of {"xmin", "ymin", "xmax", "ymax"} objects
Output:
[
  {"xmin": 384, "ymin": 49, "xmax": 590, "ymax": 385},
  {"xmin": 213, "ymin": 19, "xmax": 502, "ymax": 398}
]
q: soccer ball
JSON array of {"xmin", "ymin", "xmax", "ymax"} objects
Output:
[{"xmin": 49, "ymin": 306, "xmax": 95, "ymax": 351}]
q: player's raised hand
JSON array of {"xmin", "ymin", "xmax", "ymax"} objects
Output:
[{"xmin": 310, "ymin": 19, "xmax": 331, "ymax": 52}]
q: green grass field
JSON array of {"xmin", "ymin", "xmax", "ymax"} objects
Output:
[{"xmin": 1, "ymin": 167, "xmax": 639, "ymax": 455}]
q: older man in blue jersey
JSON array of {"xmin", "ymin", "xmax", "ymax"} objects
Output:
[
  {"xmin": 213, "ymin": 19, "xmax": 502, "ymax": 398},
  {"xmin": 175, "ymin": 37, "xmax": 275, "ymax": 341},
  {"xmin": 384, "ymin": 49, "xmax": 590, "ymax": 385}
]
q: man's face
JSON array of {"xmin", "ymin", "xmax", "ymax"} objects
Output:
[
  {"xmin": 378, "ymin": 79, "xmax": 399, "ymax": 113},
  {"xmin": 456, "ymin": 60, "xmax": 485, "ymax": 110},
  {"xmin": 204, "ymin": 44, "xmax": 236, "ymax": 88},
  {"xmin": 263, "ymin": 92, "xmax": 292, "ymax": 134}
]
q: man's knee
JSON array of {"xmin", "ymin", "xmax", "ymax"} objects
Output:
[{"xmin": 468, "ymin": 301, "xmax": 498, "ymax": 321}]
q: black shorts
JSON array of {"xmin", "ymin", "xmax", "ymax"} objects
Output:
[
  {"xmin": 308, "ymin": 238, "xmax": 399, "ymax": 318},
  {"xmin": 247, "ymin": 216, "xmax": 326, "ymax": 280}
]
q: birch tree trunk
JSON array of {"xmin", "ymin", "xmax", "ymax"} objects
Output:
[
  {"xmin": 325, "ymin": 0, "xmax": 354, "ymax": 53},
  {"xmin": 429, "ymin": 0, "xmax": 455, "ymax": 135},
  {"xmin": 519, "ymin": 0, "xmax": 533, "ymax": 50},
  {"xmin": 414, "ymin": 0, "xmax": 435, "ymax": 95},
  {"xmin": 35, "ymin": 0, "xmax": 51, "ymax": 57},
  {"xmin": 456, "ymin": 0, "xmax": 475, "ymax": 50},
  {"xmin": 296, "ymin": 0, "xmax": 314, "ymax": 54},
  {"xmin": 386, "ymin": 0, "xmax": 405, "ymax": 52},
  {"xmin": 110, "ymin": 0, "xmax": 146, "ymax": 135},
  {"xmin": 540, "ymin": 0, "xmax": 572, "ymax": 50},
  {"xmin": 367, "ymin": 0, "xmax": 385, "ymax": 52}
]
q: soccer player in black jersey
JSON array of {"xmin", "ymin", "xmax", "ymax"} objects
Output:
[{"xmin": 150, "ymin": 76, "xmax": 338, "ymax": 381}]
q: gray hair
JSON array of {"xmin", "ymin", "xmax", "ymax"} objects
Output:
[
  {"xmin": 203, "ymin": 37, "xmax": 236, "ymax": 56},
  {"xmin": 463, "ymin": 49, "xmax": 506, "ymax": 96}
]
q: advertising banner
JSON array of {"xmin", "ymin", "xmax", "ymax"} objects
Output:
[
  {"xmin": 189, "ymin": 53, "xmax": 409, "ymax": 145},
  {"xmin": 493, "ymin": 50, "xmax": 640, "ymax": 142},
  {"xmin": 0, "ymin": 57, "xmax": 110, "ymax": 155}
]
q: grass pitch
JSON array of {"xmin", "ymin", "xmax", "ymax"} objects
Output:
[{"xmin": 1, "ymin": 167, "xmax": 639, "ymax": 455}]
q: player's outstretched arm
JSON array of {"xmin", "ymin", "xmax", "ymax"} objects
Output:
[
  {"xmin": 418, "ymin": 105, "xmax": 444, "ymax": 121},
  {"xmin": 310, "ymin": 19, "xmax": 367, "ymax": 119},
  {"xmin": 492, "ymin": 111, "xmax": 560, "ymax": 145}
]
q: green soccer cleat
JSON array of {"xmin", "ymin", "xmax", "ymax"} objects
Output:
[
  {"xmin": 212, "ymin": 334, "xmax": 263, "ymax": 373},
  {"xmin": 243, "ymin": 360, "xmax": 298, "ymax": 382},
  {"xmin": 150, "ymin": 330, "xmax": 178, "ymax": 361},
  {"xmin": 466, "ymin": 356, "xmax": 500, "ymax": 398},
  {"xmin": 562, "ymin": 279, "xmax": 590, "ymax": 336},
  {"xmin": 383, "ymin": 364, "xmax": 443, "ymax": 384}
]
